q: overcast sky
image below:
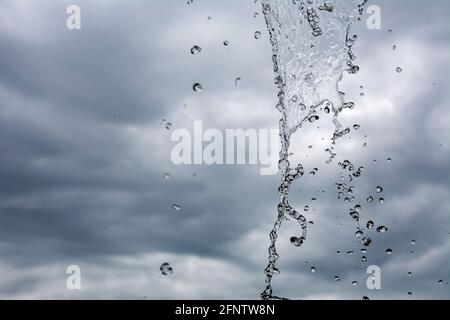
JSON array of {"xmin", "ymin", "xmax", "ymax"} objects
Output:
[{"xmin": 0, "ymin": 0, "xmax": 449, "ymax": 299}]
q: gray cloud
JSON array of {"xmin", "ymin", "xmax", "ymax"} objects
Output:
[{"xmin": 0, "ymin": 0, "xmax": 449, "ymax": 299}]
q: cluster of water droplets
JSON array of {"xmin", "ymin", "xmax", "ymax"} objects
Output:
[{"xmin": 260, "ymin": 0, "xmax": 367, "ymax": 300}]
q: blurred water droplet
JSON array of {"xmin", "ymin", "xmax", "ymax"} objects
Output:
[
  {"xmin": 334, "ymin": 275, "xmax": 340, "ymax": 282},
  {"xmin": 160, "ymin": 262, "xmax": 173, "ymax": 275},
  {"xmin": 367, "ymin": 221, "xmax": 374, "ymax": 229},
  {"xmin": 165, "ymin": 122, "xmax": 172, "ymax": 130},
  {"xmin": 376, "ymin": 186, "xmax": 383, "ymax": 193},
  {"xmin": 377, "ymin": 226, "xmax": 388, "ymax": 233},
  {"xmin": 235, "ymin": 77, "xmax": 241, "ymax": 87},
  {"xmin": 386, "ymin": 248, "xmax": 393, "ymax": 255},
  {"xmin": 362, "ymin": 237, "xmax": 372, "ymax": 247},
  {"xmin": 438, "ymin": 280, "xmax": 444, "ymax": 285},
  {"xmin": 254, "ymin": 31, "xmax": 261, "ymax": 39},
  {"xmin": 392, "ymin": 44, "xmax": 397, "ymax": 50},
  {"xmin": 352, "ymin": 281, "xmax": 358, "ymax": 286},
  {"xmin": 163, "ymin": 173, "xmax": 172, "ymax": 180},
  {"xmin": 411, "ymin": 240, "xmax": 416, "ymax": 245},
  {"xmin": 362, "ymin": 296, "xmax": 370, "ymax": 300},
  {"xmin": 171, "ymin": 204, "xmax": 181, "ymax": 211},
  {"xmin": 193, "ymin": 173, "xmax": 199, "ymax": 179},
  {"xmin": 190, "ymin": 45, "xmax": 202, "ymax": 55},
  {"xmin": 379, "ymin": 198, "xmax": 385, "ymax": 204},
  {"xmin": 407, "ymin": 292, "xmax": 412, "ymax": 296},
  {"xmin": 310, "ymin": 266, "xmax": 316, "ymax": 273},
  {"xmin": 408, "ymin": 272, "xmax": 412, "ymax": 277},
  {"xmin": 223, "ymin": 40, "xmax": 229, "ymax": 46},
  {"xmin": 308, "ymin": 115, "xmax": 320, "ymax": 123},
  {"xmin": 367, "ymin": 196, "xmax": 374, "ymax": 203},
  {"xmin": 396, "ymin": 67, "xmax": 403, "ymax": 73},
  {"xmin": 353, "ymin": 124, "xmax": 360, "ymax": 130},
  {"xmin": 193, "ymin": 83, "xmax": 203, "ymax": 92},
  {"xmin": 387, "ymin": 157, "xmax": 392, "ymax": 163},
  {"xmin": 290, "ymin": 236, "xmax": 304, "ymax": 247}
]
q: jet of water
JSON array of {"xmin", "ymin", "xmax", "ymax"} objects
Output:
[{"xmin": 260, "ymin": 0, "xmax": 367, "ymax": 300}]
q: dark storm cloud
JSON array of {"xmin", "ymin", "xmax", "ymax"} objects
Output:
[{"xmin": 0, "ymin": 0, "xmax": 448, "ymax": 299}]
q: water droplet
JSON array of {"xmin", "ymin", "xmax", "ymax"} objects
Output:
[
  {"xmin": 386, "ymin": 248, "xmax": 393, "ymax": 255},
  {"xmin": 362, "ymin": 237, "xmax": 372, "ymax": 247},
  {"xmin": 407, "ymin": 292, "xmax": 412, "ymax": 296},
  {"xmin": 366, "ymin": 221, "xmax": 374, "ymax": 230},
  {"xmin": 352, "ymin": 281, "xmax": 358, "ymax": 286},
  {"xmin": 362, "ymin": 296, "xmax": 370, "ymax": 300},
  {"xmin": 171, "ymin": 204, "xmax": 181, "ymax": 211},
  {"xmin": 376, "ymin": 186, "xmax": 383, "ymax": 193},
  {"xmin": 379, "ymin": 198, "xmax": 385, "ymax": 204},
  {"xmin": 377, "ymin": 226, "xmax": 388, "ymax": 233},
  {"xmin": 411, "ymin": 240, "xmax": 416, "ymax": 245},
  {"xmin": 190, "ymin": 45, "xmax": 202, "ymax": 55},
  {"xmin": 387, "ymin": 157, "xmax": 392, "ymax": 163},
  {"xmin": 361, "ymin": 248, "xmax": 367, "ymax": 254},
  {"xmin": 408, "ymin": 272, "xmax": 412, "ymax": 277},
  {"xmin": 290, "ymin": 236, "xmax": 304, "ymax": 247},
  {"xmin": 310, "ymin": 266, "xmax": 316, "ymax": 273},
  {"xmin": 438, "ymin": 280, "xmax": 444, "ymax": 285},
  {"xmin": 367, "ymin": 196, "xmax": 374, "ymax": 203},
  {"xmin": 160, "ymin": 262, "xmax": 173, "ymax": 275},
  {"xmin": 334, "ymin": 275, "xmax": 340, "ymax": 282},
  {"xmin": 187, "ymin": 0, "xmax": 194, "ymax": 4},
  {"xmin": 353, "ymin": 124, "xmax": 360, "ymax": 130},
  {"xmin": 163, "ymin": 173, "xmax": 172, "ymax": 180},
  {"xmin": 193, "ymin": 173, "xmax": 199, "ymax": 179},
  {"xmin": 347, "ymin": 251, "xmax": 354, "ymax": 256},
  {"xmin": 355, "ymin": 230, "xmax": 364, "ymax": 238},
  {"xmin": 392, "ymin": 45, "xmax": 397, "ymax": 50},
  {"xmin": 193, "ymin": 83, "xmax": 203, "ymax": 92},
  {"xmin": 223, "ymin": 40, "xmax": 229, "ymax": 46},
  {"xmin": 165, "ymin": 122, "xmax": 173, "ymax": 130},
  {"xmin": 254, "ymin": 31, "xmax": 261, "ymax": 39},
  {"xmin": 396, "ymin": 67, "xmax": 403, "ymax": 73},
  {"xmin": 304, "ymin": 205, "xmax": 310, "ymax": 212},
  {"xmin": 362, "ymin": 256, "xmax": 367, "ymax": 263},
  {"xmin": 308, "ymin": 115, "xmax": 320, "ymax": 123},
  {"xmin": 235, "ymin": 77, "xmax": 241, "ymax": 87},
  {"xmin": 253, "ymin": 12, "xmax": 259, "ymax": 18}
]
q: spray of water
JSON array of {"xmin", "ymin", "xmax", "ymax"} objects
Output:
[{"xmin": 261, "ymin": 0, "xmax": 367, "ymax": 300}]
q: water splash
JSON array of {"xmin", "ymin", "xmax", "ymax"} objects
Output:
[{"xmin": 260, "ymin": 0, "xmax": 367, "ymax": 300}]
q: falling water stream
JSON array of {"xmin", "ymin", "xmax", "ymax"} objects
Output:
[{"xmin": 260, "ymin": 0, "xmax": 368, "ymax": 300}]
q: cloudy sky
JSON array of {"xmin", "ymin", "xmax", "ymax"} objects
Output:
[{"xmin": 0, "ymin": 0, "xmax": 449, "ymax": 299}]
